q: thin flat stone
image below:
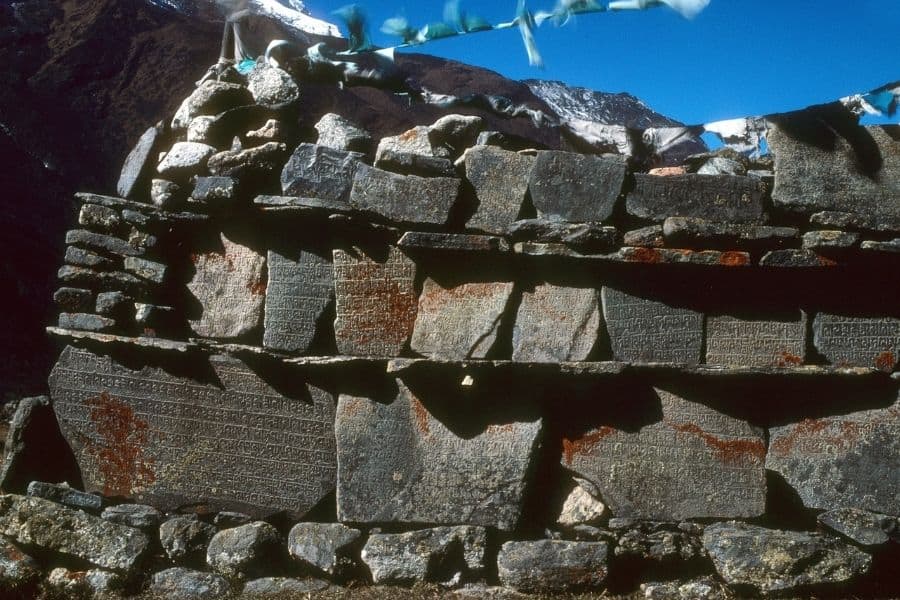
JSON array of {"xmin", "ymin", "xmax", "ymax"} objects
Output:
[
  {"xmin": 616, "ymin": 247, "xmax": 751, "ymax": 267},
  {"xmin": 54, "ymin": 288, "xmax": 93, "ymax": 313},
  {"xmin": 397, "ymin": 232, "xmax": 509, "ymax": 253},
  {"xmin": 58, "ymin": 313, "xmax": 116, "ymax": 332},
  {"xmin": 349, "ymin": 164, "xmax": 460, "ymax": 226},
  {"xmin": 626, "ymin": 174, "xmax": 767, "ymax": 223},
  {"xmin": 861, "ymin": 238, "xmax": 900, "ymax": 254},
  {"xmin": 623, "ymin": 225, "xmax": 664, "ymax": 248},
  {"xmin": 706, "ymin": 312, "xmax": 807, "ymax": 367},
  {"xmin": 124, "ymin": 257, "xmax": 167, "ymax": 284},
  {"xmin": 810, "ymin": 210, "xmax": 900, "ymax": 235},
  {"xmin": 117, "ymin": 126, "xmax": 161, "ymax": 199},
  {"xmin": 512, "ymin": 284, "xmax": 600, "ymax": 362},
  {"xmin": 663, "ymin": 217, "xmax": 798, "ymax": 250},
  {"xmin": 46, "ymin": 327, "xmax": 191, "ymax": 352},
  {"xmin": 79, "ymin": 204, "xmax": 122, "ymax": 234},
  {"xmin": 464, "ymin": 146, "xmax": 535, "ymax": 234},
  {"xmin": 66, "ymin": 229, "xmax": 144, "ymax": 257},
  {"xmin": 812, "ymin": 313, "xmax": 899, "ymax": 371},
  {"xmin": 802, "ymin": 230, "xmax": 860, "ymax": 250},
  {"xmin": 253, "ymin": 195, "xmax": 350, "ymax": 213},
  {"xmin": 27, "ymin": 481, "xmax": 103, "ymax": 512},
  {"xmin": 506, "ymin": 219, "xmax": 619, "ymax": 254},
  {"xmin": 65, "ymin": 246, "xmax": 115, "ymax": 270},
  {"xmin": 74, "ymin": 193, "xmax": 209, "ymax": 223},
  {"xmin": 759, "ymin": 249, "xmax": 838, "ymax": 268},
  {"xmin": 263, "ymin": 249, "xmax": 333, "ymax": 353}
]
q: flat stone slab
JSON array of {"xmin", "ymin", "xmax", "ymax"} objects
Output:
[
  {"xmin": 187, "ymin": 233, "xmax": 266, "ymax": 339},
  {"xmin": 349, "ymin": 164, "xmax": 460, "ymax": 226},
  {"xmin": 410, "ymin": 279, "xmax": 514, "ymax": 360},
  {"xmin": 280, "ymin": 143, "xmax": 364, "ymax": 204},
  {"xmin": 512, "ymin": 284, "xmax": 600, "ymax": 362},
  {"xmin": 333, "ymin": 247, "xmax": 418, "ymax": 357},
  {"xmin": 767, "ymin": 397, "xmax": 900, "ymax": 515},
  {"xmin": 528, "ymin": 151, "xmax": 626, "ymax": 222},
  {"xmin": 497, "ymin": 540, "xmax": 609, "ymax": 594},
  {"xmin": 117, "ymin": 125, "xmax": 161, "ymax": 199},
  {"xmin": 397, "ymin": 232, "xmax": 509, "ymax": 253},
  {"xmin": 812, "ymin": 313, "xmax": 899, "ymax": 371},
  {"xmin": 818, "ymin": 508, "xmax": 899, "ymax": 547},
  {"xmin": 601, "ymin": 287, "xmax": 703, "ymax": 363},
  {"xmin": 769, "ymin": 121, "xmax": 900, "ymax": 219},
  {"xmin": 464, "ymin": 146, "xmax": 534, "ymax": 234},
  {"xmin": 336, "ymin": 379, "xmax": 542, "ymax": 531},
  {"xmin": 263, "ymin": 249, "xmax": 333, "ymax": 353},
  {"xmin": 663, "ymin": 217, "xmax": 798, "ymax": 250},
  {"xmin": 626, "ymin": 174, "xmax": 767, "ymax": 223},
  {"xmin": 706, "ymin": 312, "xmax": 808, "ymax": 367},
  {"xmin": 563, "ymin": 388, "xmax": 767, "ymax": 520},
  {"xmin": 810, "ymin": 210, "xmax": 900, "ymax": 235},
  {"xmin": 49, "ymin": 346, "xmax": 337, "ymax": 518}
]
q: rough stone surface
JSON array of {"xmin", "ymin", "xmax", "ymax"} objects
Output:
[
  {"xmin": 66, "ymin": 229, "xmax": 145, "ymax": 257},
  {"xmin": 623, "ymin": 225, "xmax": 665, "ymax": 248},
  {"xmin": 557, "ymin": 479, "xmax": 607, "ymax": 527},
  {"xmin": 243, "ymin": 577, "xmax": 329, "ymax": 596},
  {"xmin": 812, "ymin": 313, "xmax": 900, "ymax": 371},
  {"xmin": 213, "ymin": 512, "xmax": 252, "ymax": 529},
  {"xmin": 601, "ymin": 287, "xmax": 703, "ymax": 363},
  {"xmin": 315, "ymin": 113, "xmax": 374, "ymax": 154},
  {"xmin": 336, "ymin": 380, "xmax": 542, "ymax": 530},
  {"xmin": 563, "ymin": 388, "xmax": 766, "ymax": 520},
  {"xmin": 663, "ymin": 217, "xmax": 798, "ymax": 250},
  {"xmin": 208, "ymin": 142, "xmax": 288, "ymax": 180},
  {"xmin": 49, "ymin": 346, "xmax": 337, "ymax": 517},
  {"xmin": 802, "ymin": 230, "xmax": 860, "ymax": 251},
  {"xmin": 101, "ymin": 503, "xmax": 162, "ymax": 532},
  {"xmin": 287, "ymin": 522, "xmax": 361, "ymax": 577},
  {"xmin": 332, "ymin": 246, "xmax": 418, "ymax": 357},
  {"xmin": 53, "ymin": 288, "xmax": 93, "ymax": 313},
  {"xmin": 817, "ymin": 508, "xmax": 899, "ymax": 547},
  {"xmin": 27, "ymin": 480, "xmax": 103, "ymax": 512},
  {"xmin": 641, "ymin": 577, "xmax": 726, "ymax": 600},
  {"xmin": 157, "ymin": 142, "xmax": 217, "ymax": 180},
  {"xmin": 760, "ymin": 249, "xmax": 836, "ymax": 268},
  {"xmin": 507, "ymin": 219, "xmax": 618, "ymax": 253},
  {"xmin": 79, "ymin": 204, "xmax": 122, "ymax": 234},
  {"xmin": 614, "ymin": 521, "xmax": 704, "ymax": 564},
  {"xmin": 361, "ymin": 527, "xmax": 487, "ymax": 585},
  {"xmin": 0, "ymin": 397, "xmax": 60, "ymax": 493},
  {"xmin": 464, "ymin": 146, "xmax": 535, "ymax": 234},
  {"xmin": 0, "ymin": 537, "xmax": 40, "ymax": 591},
  {"xmin": 187, "ymin": 115, "xmax": 215, "ymax": 144},
  {"xmin": 151, "ymin": 178, "xmax": 183, "ymax": 209},
  {"xmin": 0, "ymin": 494, "xmax": 149, "ymax": 572},
  {"xmin": 626, "ymin": 174, "xmax": 767, "ymax": 223},
  {"xmin": 57, "ymin": 312, "xmax": 116, "ymax": 332},
  {"xmin": 192, "ymin": 176, "xmax": 236, "ymax": 206},
  {"xmin": 46, "ymin": 567, "xmax": 124, "ymax": 598},
  {"xmin": 410, "ymin": 279, "xmax": 514, "ymax": 360},
  {"xmin": 810, "ymin": 210, "xmax": 900, "ymax": 235},
  {"xmin": 187, "ymin": 233, "xmax": 266, "ymax": 339},
  {"xmin": 160, "ymin": 516, "xmax": 218, "ymax": 564},
  {"xmin": 862, "ymin": 238, "xmax": 900, "ymax": 253},
  {"xmin": 375, "ymin": 126, "xmax": 449, "ymax": 166},
  {"xmin": 430, "ymin": 114, "xmax": 484, "ymax": 150},
  {"xmin": 246, "ymin": 119, "xmax": 283, "ymax": 142},
  {"xmin": 207, "ymin": 521, "xmax": 281, "ymax": 579},
  {"xmin": 247, "ymin": 64, "xmax": 299, "ymax": 109},
  {"xmin": 94, "ymin": 291, "xmax": 128, "ymax": 318},
  {"xmin": 171, "ymin": 81, "xmax": 252, "ymax": 130},
  {"xmin": 349, "ymin": 164, "xmax": 460, "ymax": 226},
  {"xmin": 528, "ymin": 151, "xmax": 626, "ymax": 222},
  {"xmin": 398, "ymin": 232, "xmax": 509, "ymax": 253},
  {"xmin": 702, "ymin": 522, "xmax": 872, "ymax": 594},
  {"xmin": 706, "ymin": 312, "xmax": 807, "ymax": 367},
  {"xmin": 512, "ymin": 284, "xmax": 600, "ymax": 362},
  {"xmin": 57, "ymin": 266, "xmax": 146, "ymax": 294},
  {"xmin": 263, "ymin": 249, "xmax": 333, "ymax": 353},
  {"xmin": 767, "ymin": 398, "xmax": 900, "ymax": 514},
  {"xmin": 150, "ymin": 567, "xmax": 231, "ymax": 600},
  {"xmin": 124, "ymin": 256, "xmax": 167, "ymax": 284},
  {"xmin": 117, "ymin": 125, "xmax": 161, "ymax": 198},
  {"xmin": 280, "ymin": 143, "xmax": 364, "ymax": 204},
  {"xmin": 65, "ymin": 246, "xmax": 115, "ymax": 270},
  {"xmin": 497, "ymin": 540, "xmax": 609, "ymax": 594}
]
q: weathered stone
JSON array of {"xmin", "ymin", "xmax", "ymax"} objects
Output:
[
  {"xmin": 134, "ymin": 303, "xmax": 178, "ymax": 334},
  {"xmin": 49, "ymin": 346, "xmax": 337, "ymax": 517},
  {"xmin": 528, "ymin": 151, "xmax": 626, "ymax": 222},
  {"xmin": 375, "ymin": 144, "xmax": 456, "ymax": 177},
  {"xmin": 149, "ymin": 567, "xmax": 231, "ymax": 600},
  {"xmin": 157, "ymin": 142, "xmax": 217, "ymax": 180},
  {"xmin": 862, "ymin": 238, "xmax": 900, "ymax": 253},
  {"xmin": 192, "ymin": 176, "xmax": 237, "ymax": 206},
  {"xmin": 759, "ymin": 249, "xmax": 837, "ymax": 268},
  {"xmin": 333, "ymin": 246, "xmax": 418, "ymax": 356},
  {"xmin": 65, "ymin": 246, "xmax": 115, "ymax": 269},
  {"xmin": 0, "ymin": 537, "xmax": 39, "ymax": 592},
  {"xmin": 601, "ymin": 287, "xmax": 703, "ymax": 363},
  {"xmin": 812, "ymin": 313, "xmax": 899, "ymax": 371},
  {"xmin": 626, "ymin": 174, "xmax": 767, "ymax": 223},
  {"xmin": 802, "ymin": 230, "xmax": 860, "ymax": 251},
  {"xmin": 376, "ymin": 126, "xmax": 449, "ymax": 163},
  {"xmin": 410, "ymin": 279, "xmax": 514, "ymax": 360},
  {"xmin": 187, "ymin": 233, "xmax": 266, "ymax": 339},
  {"xmin": 697, "ymin": 156, "xmax": 746, "ymax": 176},
  {"xmin": 207, "ymin": 521, "xmax": 281, "ymax": 580},
  {"xmin": 160, "ymin": 516, "xmax": 218, "ymax": 564},
  {"xmin": 58, "ymin": 312, "xmax": 116, "ymax": 332},
  {"xmin": 0, "ymin": 494, "xmax": 149, "ymax": 571},
  {"xmin": 767, "ymin": 398, "xmax": 900, "ymax": 514},
  {"xmin": 280, "ymin": 143, "xmax": 364, "ymax": 203},
  {"xmin": 254, "ymin": 195, "xmax": 349, "ymax": 213},
  {"xmin": 117, "ymin": 125, "xmax": 161, "ymax": 199},
  {"xmin": 818, "ymin": 507, "xmax": 899, "ymax": 547},
  {"xmin": 246, "ymin": 119, "xmax": 283, "ymax": 143},
  {"xmin": 563, "ymin": 388, "xmax": 766, "ymax": 520},
  {"xmin": 57, "ymin": 266, "xmax": 148, "ymax": 294},
  {"xmin": 203, "ymin": 105, "xmax": 274, "ymax": 149},
  {"xmin": 66, "ymin": 229, "xmax": 144, "ymax": 257},
  {"xmin": 287, "ymin": 522, "xmax": 361, "ymax": 577},
  {"xmin": 243, "ymin": 577, "xmax": 329, "ymax": 596},
  {"xmin": 186, "ymin": 115, "xmax": 215, "ymax": 144},
  {"xmin": 263, "ymin": 249, "xmax": 333, "ymax": 353},
  {"xmin": 706, "ymin": 312, "xmax": 807, "ymax": 367},
  {"xmin": 123, "ymin": 256, "xmax": 167, "ymax": 284},
  {"xmin": 361, "ymin": 527, "xmax": 487, "ymax": 585},
  {"xmin": 79, "ymin": 204, "xmax": 122, "ymax": 233},
  {"xmin": 641, "ymin": 577, "xmax": 726, "ymax": 600},
  {"xmin": 769, "ymin": 121, "xmax": 900, "ymax": 219},
  {"xmin": 507, "ymin": 219, "xmax": 618, "ymax": 253},
  {"xmin": 171, "ymin": 81, "xmax": 253, "ymax": 131},
  {"xmin": 557, "ymin": 478, "xmax": 607, "ymax": 527},
  {"xmin": 46, "ymin": 567, "xmax": 125, "ymax": 598},
  {"xmin": 810, "ymin": 210, "xmax": 900, "ymax": 235},
  {"xmin": 315, "ymin": 113, "xmax": 374, "ymax": 155},
  {"xmin": 623, "ymin": 225, "xmax": 664, "ymax": 248},
  {"xmin": 614, "ymin": 522, "xmax": 704, "ymax": 565},
  {"xmin": 619, "ymin": 247, "xmax": 751, "ymax": 267},
  {"xmin": 208, "ymin": 142, "xmax": 287, "ymax": 179},
  {"xmin": 512, "ymin": 284, "xmax": 599, "ymax": 362},
  {"xmin": 429, "ymin": 114, "xmax": 484, "ymax": 154},
  {"xmin": 27, "ymin": 481, "xmax": 103, "ymax": 512},
  {"xmin": 0, "ymin": 397, "xmax": 59, "ymax": 493},
  {"xmin": 398, "ymin": 232, "xmax": 509, "ymax": 253},
  {"xmin": 663, "ymin": 217, "xmax": 798, "ymax": 250},
  {"xmin": 127, "ymin": 227, "xmax": 158, "ymax": 253},
  {"xmin": 54, "ymin": 287, "xmax": 93, "ymax": 313},
  {"xmin": 336, "ymin": 380, "xmax": 541, "ymax": 530},
  {"xmin": 213, "ymin": 511, "xmax": 252, "ymax": 529},
  {"xmin": 464, "ymin": 146, "xmax": 535, "ymax": 234},
  {"xmin": 349, "ymin": 164, "xmax": 460, "ymax": 226},
  {"xmin": 101, "ymin": 504, "xmax": 162, "ymax": 532},
  {"xmin": 247, "ymin": 64, "xmax": 300, "ymax": 109},
  {"xmin": 702, "ymin": 522, "xmax": 871, "ymax": 594},
  {"xmin": 497, "ymin": 540, "xmax": 609, "ymax": 594}
]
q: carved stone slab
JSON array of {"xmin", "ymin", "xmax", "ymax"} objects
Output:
[
  {"xmin": 410, "ymin": 279, "xmax": 514, "ymax": 360},
  {"xmin": 464, "ymin": 146, "xmax": 535, "ymax": 234},
  {"xmin": 626, "ymin": 174, "xmax": 767, "ymax": 223},
  {"xmin": 512, "ymin": 284, "xmax": 600, "ymax": 362},
  {"xmin": 333, "ymin": 247, "xmax": 418, "ymax": 357},
  {"xmin": 812, "ymin": 314, "xmax": 899, "ymax": 372},
  {"xmin": 263, "ymin": 250, "xmax": 334, "ymax": 353},
  {"xmin": 49, "ymin": 346, "xmax": 336, "ymax": 518},
  {"xmin": 336, "ymin": 379, "xmax": 542, "ymax": 531},
  {"xmin": 601, "ymin": 287, "xmax": 703, "ymax": 364},
  {"xmin": 187, "ymin": 234, "xmax": 266, "ymax": 339},
  {"xmin": 706, "ymin": 313, "xmax": 807, "ymax": 367},
  {"xmin": 769, "ymin": 122, "xmax": 900, "ymax": 219},
  {"xmin": 529, "ymin": 151, "xmax": 626, "ymax": 222},
  {"xmin": 563, "ymin": 388, "xmax": 767, "ymax": 520},
  {"xmin": 349, "ymin": 164, "xmax": 460, "ymax": 226},
  {"xmin": 767, "ymin": 398, "xmax": 900, "ymax": 514}
]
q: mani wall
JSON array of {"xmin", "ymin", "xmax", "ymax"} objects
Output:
[{"xmin": 0, "ymin": 60, "xmax": 898, "ymax": 598}]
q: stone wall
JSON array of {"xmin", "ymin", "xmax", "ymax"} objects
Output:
[{"xmin": 0, "ymin": 61, "xmax": 898, "ymax": 598}]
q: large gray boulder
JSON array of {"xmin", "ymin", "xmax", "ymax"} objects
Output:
[
  {"xmin": 207, "ymin": 521, "xmax": 282, "ymax": 579},
  {"xmin": 157, "ymin": 142, "xmax": 217, "ymax": 180},
  {"xmin": 315, "ymin": 113, "xmax": 374, "ymax": 155},
  {"xmin": 171, "ymin": 81, "xmax": 253, "ymax": 131},
  {"xmin": 280, "ymin": 143, "xmax": 364, "ymax": 203},
  {"xmin": 246, "ymin": 64, "xmax": 299, "ymax": 109},
  {"xmin": 361, "ymin": 526, "xmax": 487, "ymax": 585},
  {"xmin": 497, "ymin": 540, "xmax": 609, "ymax": 593}
]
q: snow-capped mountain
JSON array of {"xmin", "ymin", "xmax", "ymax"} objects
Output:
[{"xmin": 146, "ymin": 0, "xmax": 340, "ymax": 37}]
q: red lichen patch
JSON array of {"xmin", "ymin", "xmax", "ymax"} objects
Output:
[
  {"xmin": 83, "ymin": 391, "xmax": 156, "ymax": 497},
  {"xmin": 247, "ymin": 278, "xmax": 267, "ymax": 296},
  {"xmin": 625, "ymin": 247, "xmax": 662, "ymax": 264},
  {"xmin": 668, "ymin": 422, "xmax": 765, "ymax": 466},
  {"xmin": 191, "ymin": 250, "xmax": 235, "ymax": 272},
  {"xmin": 398, "ymin": 128, "xmax": 420, "ymax": 143},
  {"xmin": 720, "ymin": 251, "xmax": 751, "ymax": 267},
  {"xmin": 409, "ymin": 396, "xmax": 431, "ymax": 436},
  {"xmin": 769, "ymin": 418, "xmax": 830, "ymax": 456},
  {"xmin": 774, "ymin": 351, "xmax": 804, "ymax": 367},
  {"xmin": 487, "ymin": 424, "xmax": 515, "ymax": 434},
  {"xmin": 562, "ymin": 426, "xmax": 616, "ymax": 465},
  {"xmin": 816, "ymin": 255, "xmax": 838, "ymax": 267},
  {"xmin": 874, "ymin": 351, "xmax": 896, "ymax": 372}
]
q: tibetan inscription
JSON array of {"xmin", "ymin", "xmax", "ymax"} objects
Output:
[
  {"xmin": 812, "ymin": 314, "xmax": 900, "ymax": 371},
  {"xmin": 512, "ymin": 284, "xmax": 600, "ymax": 363},
  {"xmin": 706, "ymin": 313, "xmax": 808, "ymax": 367},
  {"xmin": 263, "ymin": 250, "xmax": 333, "ymax": 353},
  {"xmin": 601, "ymin": 287, "xmax": 703, "ymax": 364},
  {"xmin": 626, "ymin": 174, "xmax": 767, "ymax": 223},
  {"xmin": 335, "ymin": 379, "xmax": 542, "ymax": 531},
  {"xmin": 332, "ymin": 247, "xmax": 417, "ymax": 356},
  {"xmin": 48, "ymin": 346, "xmax": 336, "ymax": 518},
  {"xmin": 563, "ymin": 388, "xmax": 766, "ymax": 520}
]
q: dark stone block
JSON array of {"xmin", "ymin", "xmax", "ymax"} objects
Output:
[{"xmin": 529, "ymin": 151, "xmax": 626, "ymax": 222}]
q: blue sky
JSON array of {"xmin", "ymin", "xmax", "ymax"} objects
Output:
[{"xmin": 302, "ymin": 0, "xmax": 900, "ymax": 125}]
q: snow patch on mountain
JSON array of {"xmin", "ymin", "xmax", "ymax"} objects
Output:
[{"xmin": 146, "ymin": 0, "xmax": 340, "ymax": 37}]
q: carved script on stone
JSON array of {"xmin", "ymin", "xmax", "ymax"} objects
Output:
[
  {"xmin": 512, "ymin": 284, "xmax": 600, "ymax": 363},
  {"xmin": 813, "ymin": 314, "xmax": 899, "ymax": 371},
  {"xmin": 706, "ymin": 313, "xmax": 807, "ymax": 367},
  {"xmin": 626, "ymin": 174, "xmax": 766, "ymax": 223},
  {"xmin": 263, "ymin": 250, "xmax": 333, "ymax": 352}
]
